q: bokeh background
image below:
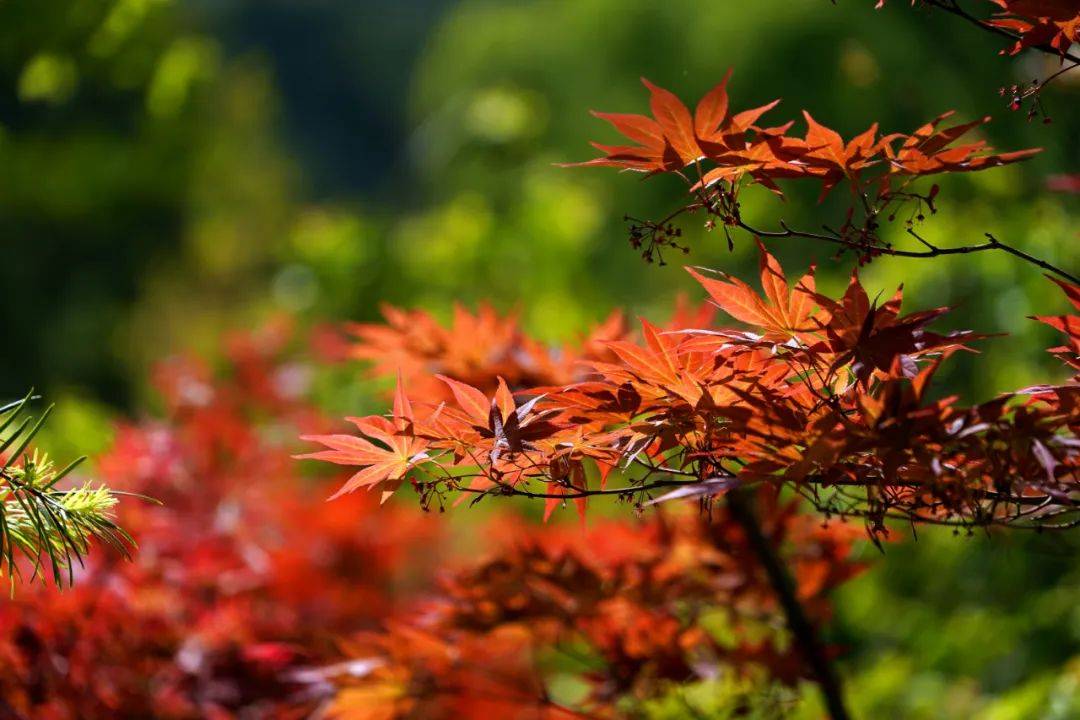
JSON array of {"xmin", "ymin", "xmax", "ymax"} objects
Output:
[{"xmin": 2, "ymin": 0, "xmax": 1078, "ymax": 717}]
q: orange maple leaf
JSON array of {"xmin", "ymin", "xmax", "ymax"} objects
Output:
[
  {"xmin": 885, "ymin": 111, "xmax": 1040, "ymax": 176},
  {"xmin": 685, "ymin": 242, "xmax": 819, "ymax": 342},
  {"xmin": 296, "ymin": 375, "xmax": 429, "ymax": 501}
]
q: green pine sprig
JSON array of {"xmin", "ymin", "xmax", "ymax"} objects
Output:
[{"xmin": 0, "ymin": 392, "xmax": 133, "ymax": 590}]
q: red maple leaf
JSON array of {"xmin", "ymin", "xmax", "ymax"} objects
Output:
[
  {"xmin": 296, "ymin": 375, "xmax": 430, "ymax": 501},
  {"xmin": 686, "ymin": 242, "xmax": 820, "ymax": 342}
]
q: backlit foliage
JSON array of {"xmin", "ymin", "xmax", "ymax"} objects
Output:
[
  {"xmin": 984, "ymin": 1, "xmax": 1080, "ymax": 56},
  {"xmin": 10, "ymin": 1, "xmax": 1077, "ymax": 718},
  {"xmin": 874, "ymin": 2, "xmax": 1080, "ymax": 58},
  {"xmin": 302, "ymin": 246, "xmax": 1080, "ymax": 537},
  {"xmin": 346, "ymin": 302, "xmax": 628, "ymax": 403},
  {"xmin": 0, "ymin": 319, "xmax": 869, "ymax": 719},
  {"xmin": 563, "ymin": 70, "xmax": 1056, "ymax": 269}
]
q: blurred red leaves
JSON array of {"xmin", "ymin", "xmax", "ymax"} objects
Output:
[
  {"xmin": 0, "ymin": 320, "xmax": 441, "ymax": 719},
  {"xmin": 6, "ymin": 13, "xmax": 1077, "ymax": 714},
  {"xmin": 304, "ymin": 248, "xmax": 1080, "ymax": 717},
  {"xmin": 320, "ymin": 500, "xmax": 866, "ymax": 718}
]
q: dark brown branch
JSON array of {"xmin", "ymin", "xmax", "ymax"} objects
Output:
[
  {"xmin": 735, "ymin": 218, "xmax": 1080, "ymax": 285},
  {"xmin": 456, "ymin": 477, "xmax": 696, "ymax": 500},
  {"xmin": 981, "ymin": 233, "xmax": 1078, "ymax": 284},
  {"xmin": 725, "ymin": 487, "xmax": 851, "ymax": 720},
  {"xmin": 923, "ymin": 0, "xmax": 1080, "ymax": 65}
]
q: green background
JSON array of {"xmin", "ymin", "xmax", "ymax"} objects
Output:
[{"xmin": 2, "ymin": 0, "xmax": 1077, "ymax": 716}]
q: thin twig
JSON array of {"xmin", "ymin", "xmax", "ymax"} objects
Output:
[
  {"xmin": 734, "ymin": 218, "xmax": 1079, "ymax": 285},
  {"xmin": 924, "ymin": 0, "xmax": 1080, "ymax": 65}
]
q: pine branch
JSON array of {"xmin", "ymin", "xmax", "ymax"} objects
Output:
[{"xmin": 0, "ymin": 393, "xmax": 133, "ymax": 590}]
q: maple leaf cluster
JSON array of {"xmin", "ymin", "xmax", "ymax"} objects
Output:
[
  {"xmin": 563, "ymin": 70, "xmax": 1042, "ymax": 266},
  {"xmin": 0, "ymin": 320, "xmax": 443, "ymax": 720},
  {"xmin": 302, "ymin": 245, "xmax": 1080, "ymax": 537},
  {"xmin": 574, "ymin": 70, "xmax": 1036, "ymax": 194},
  {"xmin": 986, "ymin": 0, "xmax": 1080, "ymax": 56},
  {"xmin": 877, "ymin": 1, "xmax": 1080, "ymax": 58},
  {"xmin": 288, "ymin": 298, "xmax": 878, "ymax": 717},
  {"xmin": 317, "ymin": 500, "xmax": 866, "ymax": 719},
  {"xmin": 881, "ymin": 1, "xmax": 1080, "ymax": 125},
  {"xmin": 300, "ymin": 16, "xmax": 1077, "ymax": 720},
  {"xmin": 570, "ymin": 70, "xmax": 1037, "ymax": 196},
  {"xmin": 341, "ymin": 296, "xmax": 719, "ymax": 402}
]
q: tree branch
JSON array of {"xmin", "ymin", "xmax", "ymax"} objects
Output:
[
  {"xmin": 725, "ymin": 487, "xmax": 851, "ymax": 720},
  {"xmin": 923, "ymin": 0, "xmax": 1080, "ymax": 65},
  {"xmin": 735, "ymin": 218, "xmax": 1080, "ymax": 285}
]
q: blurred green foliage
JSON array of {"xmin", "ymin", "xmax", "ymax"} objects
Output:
[{"xmin": 2, "ymin": 0, "xmax": 1078, "ymax": 716}]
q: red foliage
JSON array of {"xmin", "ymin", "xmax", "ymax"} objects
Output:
[
  {"xmin": 0, "ymin": 321, "xmax": 441, "ymax": 719},
  {"xmin": 566, "ymin": 72, "xmax": 1037, "ymax": 199},
  {"xmin": 1047, "ymin": 174, "xmax": 1080, "ymax": 193},
  {"xmin": 302, "ymin": 246, "xmax": 1080, "ymax": 537},
  {"xmin": 10, "ymin": 8, "xmax": 1077, "ymax": 715},
  {"xmin": 0, "ymin": 316, "xmax": 868, "ymax": 719},
  {"xmin": 320, "ymin": 625, "xmax": 579, "ymax": 720},
  {"xmin": 556, "ymin": 72, "xmax": 1054, "ymax": 270},
  {"xmin": 299, "ymin": 59, "xmax": 1078, "ymax": 720},
  {"xmin": 346, "ymin": 302, "xmax": 629, "ymax": 399},
  {"xmin": 319, "ymin": 500, "xmax": 866, "ymax": 718},
  {"xmin": 874, "ymin": 1, "xmax": 1080, "ymax": 59},
  {"xmin": 986, "ymin": 1, "xmax": 1080, "ymax": 56}
]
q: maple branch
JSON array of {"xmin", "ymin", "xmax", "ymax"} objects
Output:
[
  {"xmin": 1031, "ymin": 61, "xmax": 1080, "ymax": 93},
  {"xmin": 725, "ymin": 487, "xmax": 851, "ymax": 720},
  {"xmin": 922, "ymin": 0, "xmax": 1080, "ymax": 65},
  {"xmin": 736, "ymin": 218, "xmax": 1080, "ymax": 285},
  {"xmin": 799, "ymin": 488, "xmax": 1079, "ymax": 531},
  {"xmin": 979, "ymin": 233, "xmax": 1080, "ymax": 284},
  {"xmin": 456, "ymin": 479, "xmax": 691, "ymax": 501},
  {"xmin": 637, "ymin": 183, "xmax": 1079, "ymax": 284}
]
